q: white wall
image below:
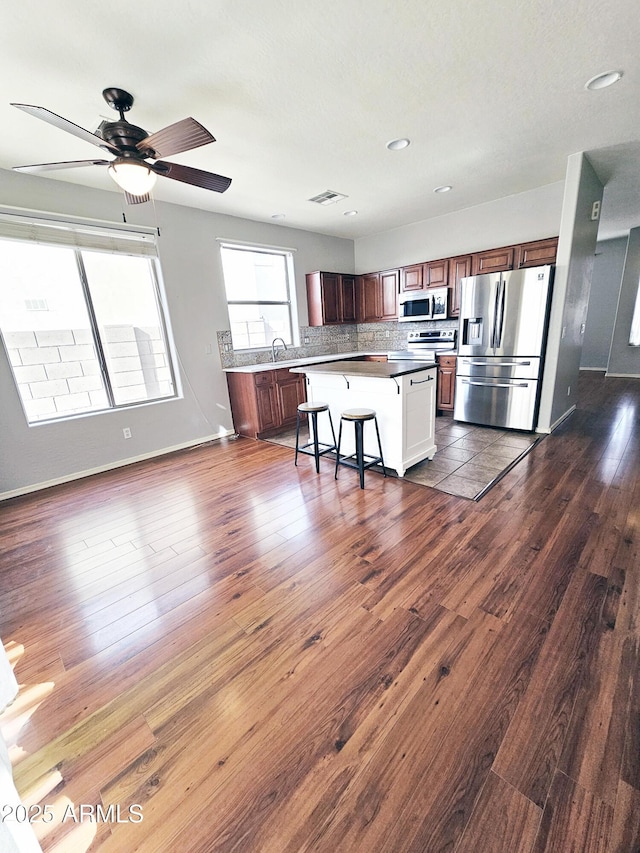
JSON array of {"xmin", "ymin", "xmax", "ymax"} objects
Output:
[
  {"xmin": 581, "ymin": 237, "xmax": 627, "ymax": 370},
  {"xmin": 538, "ymin": 153, "xmax": 603, "ymax": 432},
  {"xmin": 607, "ymin": 226, "xmax": 640, "ymax": 377},
  {"xmin": 0, "ymin": 168, "xmax": 353, "ymax": 497},
  {"xmin": 354, "ymin": 182, "xmax": 565, "ymax": 273}
]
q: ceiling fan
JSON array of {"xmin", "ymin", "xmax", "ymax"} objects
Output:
[{"xmin": 11, "ymin": 87, "xmax": 232, "ymax": 204}]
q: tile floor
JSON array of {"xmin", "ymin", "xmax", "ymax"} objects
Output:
[
  {"xmin": 264, "ymin": 416, "xmax": 542, "ymax": 501},
  {"xmin": 404, "ymin": 416, "xmax": 542, "ymax": 499}
]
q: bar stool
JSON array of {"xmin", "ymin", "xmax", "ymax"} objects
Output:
[
  {"xmin": 334, "ymin": 408, "xmax": 386, "ymax": 489},
  {"xmin": 295, "ymin": 402, "xmax": 337, "ymax": 473}
]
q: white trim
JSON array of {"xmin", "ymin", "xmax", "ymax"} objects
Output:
[
  {"xmin": 536, "ymin": 404, "xmax": 576, "ymax": 434},
  {"xmin": 0, "ymin": 430, "xmax": 235, "ymax": 502},
  {"xmin": 216, "ymin": 237, "xmax": 298, "ymax": 253},
  {"xmin": 605, "ymin": 371, "xmax": 640, "ymax": 378},
  {"xmin": 579, "ymin": 366, "xmax": 607, "ymax": 372}
]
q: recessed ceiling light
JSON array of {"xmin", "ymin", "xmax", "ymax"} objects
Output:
[
  {"xmin": 434, "ymin": 185, "xmax": 452, "ymax": 193},
  {"xmin": 344, "ymin": 210, "xmax": 358, "ymax": 217},
  {"xmin": 585, "ymin": 70, "xmax": 623, "ymax": 90},
  {"xmin": 386, "ymin": 138, "xmax": 410, "ymax": 151},
  {"xmin": 271, "ymin": 213, "xmax": 286, "ymax": 220}
]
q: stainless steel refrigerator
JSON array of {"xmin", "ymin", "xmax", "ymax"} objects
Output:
[{"xmin": 454, "ymin": 265, "xmax": 554, "ymax": 431}]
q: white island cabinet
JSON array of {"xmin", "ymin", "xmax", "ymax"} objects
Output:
[{"xmin": 291, "ymin": 360, "xmax": 437, "ymax": 477}]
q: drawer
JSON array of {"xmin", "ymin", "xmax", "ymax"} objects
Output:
[
  {"xmin": 254, "ymin": 371, "xmax": 274, "ymax": 385},
  {"xmin": 438, "ymin": 355, "xmax": 457, "ymax": 368}
]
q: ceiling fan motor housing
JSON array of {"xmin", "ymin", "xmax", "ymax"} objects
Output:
[{"xmin": 99, "ymin": 120, "xmax": 154, "ymax": 158}]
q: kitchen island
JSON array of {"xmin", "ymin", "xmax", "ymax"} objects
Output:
[{"xmin": 291, "ymin": 359, "xmax": 437, "ymax": 477}]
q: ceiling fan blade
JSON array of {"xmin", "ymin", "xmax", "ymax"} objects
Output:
[
  {"xmin": 153, "ymin": 160, "xmax": 232, "ymax": 193},
  {"xmin": 123, "ymin": 191, "xmax": 150, "ymax": 205},
  {"xmin": 138, "ymin": 118, "xmax": 215, "ymax": 159},
  {"xmin": 11, "ymin": 104, "xmax": 120, "ymax": 154},
  {"xmin": 13, "ymin": 159, "xmax": 110, "ymax": 173}
]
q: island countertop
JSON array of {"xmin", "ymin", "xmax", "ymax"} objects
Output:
[{"xmin": 290, "ymin": 359, "xmax": 436, "ymax": 379}]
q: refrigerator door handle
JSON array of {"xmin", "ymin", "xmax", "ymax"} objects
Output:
[
  {"xmin": 491, "ymin": 278, "xmax": 501, "ymax": 349},
  {"xmin": 461, "ymin": 379, "xmax": 530, "ymax": 388},
  {"xmin": 496, "ymin": 278, "xmax": 507, "ymax": 347}
]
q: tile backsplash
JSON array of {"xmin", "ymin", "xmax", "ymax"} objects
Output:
[{"xmin": 217, "ymin": 320, "xmax": 446, "ymax": 368}]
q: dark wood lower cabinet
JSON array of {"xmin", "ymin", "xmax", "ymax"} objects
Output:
[
  {"xmin": 437, "ymin": 354, "xmax": 457, "ymax": 413},
  {"xmin": 226, "ymin": 368, "xmax": 306, "ymax": 438}
]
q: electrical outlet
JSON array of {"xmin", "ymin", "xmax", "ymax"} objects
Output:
[
  {"xmin": 304, "ymin": 336, "xmax": 310, "ymax": 344},
  {"xmin": 591, "ymin": 200, "xmax": 600, "ymax": 221},
  {"xmin": 123, "ymin": 427, "xmax": 132, "ymax": 439},
  {"xmin": 385, "ymin": 330, "xmax": 390, "ymax": 338},
  {"xmin": 204, "ymin": 344, "xmax": 213, "ymax": 355}
]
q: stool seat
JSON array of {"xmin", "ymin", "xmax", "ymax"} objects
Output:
[
  {"xmin": 298, "ymin": 401, "xmax": 330, "ymax": 413},
  {"xmin": 335, "ymin": 408, "xmax": 386, "ymax": 489},
  {"xmin": 294, "ymin": 402, "xmax": 337, "ymax": 474},
  {"xmin": 341, "ymin": 408, "xmax": 376, "ymax": 421}
]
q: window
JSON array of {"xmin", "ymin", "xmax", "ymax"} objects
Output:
[
  {"xmin": 220, "ymin": 243, "xmax": 297, "ymax": 350},
  {"xmin": 630, "ymin": 277, "xmax": 640, "ymax": 346},
  {"xmin": 0, "ymin": 214, "xmax": 176, "ymax": 423}
]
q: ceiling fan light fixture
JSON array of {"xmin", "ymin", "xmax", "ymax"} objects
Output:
[{"xmin": 108, "ymin": 158, "xmax": 157, "ymax": 196}]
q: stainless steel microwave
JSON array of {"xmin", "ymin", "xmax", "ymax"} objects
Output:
[{"xmin": 398, "ymin": 287, "xmax": 448, "ymax": 322}]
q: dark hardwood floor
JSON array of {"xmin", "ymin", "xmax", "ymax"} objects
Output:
[{"xmin": 1, "ymin": 370, "xmax": 639, "ymax": 852}]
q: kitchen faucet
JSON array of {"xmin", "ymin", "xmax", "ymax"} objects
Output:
[{"xmin": 271, "ymin": 337, "xmax": 288, "ymax": 362}]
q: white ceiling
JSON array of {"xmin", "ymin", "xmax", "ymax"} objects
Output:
[{"xmin": 1, "ymin": 0, "xmax": 639, "ymax": 242}]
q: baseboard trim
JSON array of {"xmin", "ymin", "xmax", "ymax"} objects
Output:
[
  {"xmin": 536, "ymin": 404, "xmax": 576, "ymax": 435},
  {"xmin": 605, "ymin": 371, "xmax": 640, "ymax": 379},
  {"xmin": 0, "ymin": 430, "xmax": 235, "ymax": 502}
]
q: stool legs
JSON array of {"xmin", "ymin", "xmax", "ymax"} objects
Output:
[
  {"xmin": 334, "ymin": 419, "xmax": 343, "ymax": 480},
  {"xmin": 354, "ymin": 419, "xmax": 365, "ymax": 489},
  {"xmin": 335, "ymin": 414, "xmax": 386, "ymax": 489},
  {"xmin": 374, "ymin": 416, "xmax": 386, "ymax": 478},
  {"xmin": 295, "ymin": 404, "xmax": 337, "ymax": 473}
]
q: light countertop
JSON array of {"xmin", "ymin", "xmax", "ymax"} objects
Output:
[
  {"xmin": 290, "ymin": 359, "xmax": 436, "ymax": 379},
  {"xmin": 223, "ymin": 352, "xmax": 365, "ymax": 373}
]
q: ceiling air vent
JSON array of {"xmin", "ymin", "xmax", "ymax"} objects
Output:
[{"xmin": 308, "ymin": 190, "xmax": 348, "ymax": 206}]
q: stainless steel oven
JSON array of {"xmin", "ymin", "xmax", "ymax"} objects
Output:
[{"xmin": 387, "ymin": 328, "xmax": 457, "ymax": 361}]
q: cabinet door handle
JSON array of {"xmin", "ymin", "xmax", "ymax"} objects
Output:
[{"xmin": 410, "ymin": 376, "xmax": 435, "ymax": 385}]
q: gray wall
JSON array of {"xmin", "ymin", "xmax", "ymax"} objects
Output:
[
  {"xmin": 354, "ymin": 181, "xmax": 564, "ymax": 273},
  {"xmin": 538, "ymin": 153, "xmax": 603, "ymax": 432},
  {"xmin": 0, "ymin": 168, "xmax": 353, "ymax": 497},
  {"xmin": 581, "ymin": 237, "xmax": 627, "ymax": 370},
  {"xmin": 608, "ymin": 226, "xmax": 640, "ymax": 377}
]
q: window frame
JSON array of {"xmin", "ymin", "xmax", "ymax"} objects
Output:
[
  {"xmin": 219, "ymin": 241, "xmax": 299, "ymax": 352},
  {"xmin": 0, "ymin": 212, "xmax": 179, "ymax": 424}
]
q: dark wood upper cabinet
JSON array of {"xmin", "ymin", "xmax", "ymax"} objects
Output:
[
  {"xmin": 379, "ymin": 270, "xmax": 399, "ymax": 320},
  {"xmin": 448, "ymin": 255, "xmax": 472, "ymax": 318},
  {"xmin": 359, "ymin": 274, "xmax": 380, "ymax": 323},
  {"xmin": 515, "ymin": 237, "xmax": 559, "ymax": 269},
  {"xmin": 306, "ymin": 271, "xmax": 357, "ymax": 326},
  {"xmin": 471, "ymin": 246, "xmax": 515, "ymax": 275},
  {"xmin": 341, "ymin": 275, "xmax": 358, "ymax": 323},
  {"xmin": 357, "ymin": 270, "xmax": 399, "ymax": 322},
  {"xmin": 306, "ymin": 239, "xmax": 556, "ymax": 326},
  {"xmin": 424, "ymin": 258, "xmax": 449, "ymax": 287},
  {"xmin": 400, "ymin": 264, "xmax": 424, "ymax": 292}
]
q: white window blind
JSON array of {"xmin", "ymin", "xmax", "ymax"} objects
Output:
[{"xmin": 0, "ymin": 213, "xmax": 157, "ymax": 257}]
